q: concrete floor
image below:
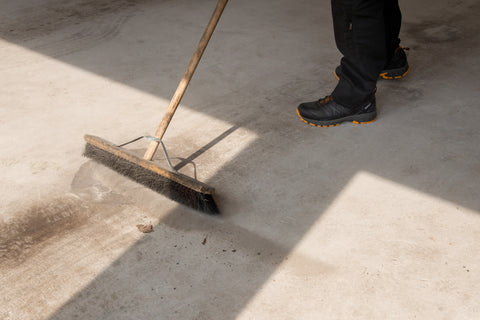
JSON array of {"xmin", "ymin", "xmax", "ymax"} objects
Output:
[{"xmin": 1, "ymin": 0, "xmax": 479, "ymax": 319}]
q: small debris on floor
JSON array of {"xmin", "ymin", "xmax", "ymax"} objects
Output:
[
  {"xmin": 136, "ymin": 224, "xmax": 153, "ymax": 233},
  {"xmin": 202, "ymin": 236, "xmax": 207, "ymax": 245}
]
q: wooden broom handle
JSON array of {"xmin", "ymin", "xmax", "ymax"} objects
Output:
[{"xmin": 144, "ymin": 0, "xmax": 229, "ymax": 161}]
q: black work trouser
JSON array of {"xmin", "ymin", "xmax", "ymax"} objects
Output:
[{"xmin": 331, "ymin": 0, "xmax": 402, "ymax": 108}]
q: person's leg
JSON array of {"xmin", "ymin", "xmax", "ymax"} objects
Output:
[
  {"xmin": 332, "ymin": 0, "xmax": 386, "ymax": 108},
  {"xmin": 380, "ymin": 0, "xmax": 409, "ymax": 79},
  {"xmin": 331, "ymin": 0, "xmax": 354, "ymax": 61},
  {"xmin": 334, "ymin": 0, "xmax": 408, "ymax": 80},
  {"xmin": 296, "ymin": 0, "xmax": 386, "ymax": 127},
  {"xmin": 383, "ymin": 0, "xmax": 402, "ymax": 62}
]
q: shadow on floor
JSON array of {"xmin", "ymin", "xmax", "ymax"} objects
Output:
[{"xmin": 1, "ymin": 0, "xmax": 478, "ymax": 319}]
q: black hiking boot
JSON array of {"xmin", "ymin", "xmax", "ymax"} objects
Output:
[
  {"xmin": 296, "ymin": 95, "xmax": 377, "ymax": 127},
  {"xmin": 334, "ymin": 47, "xmax": 409, "ymax": 80}
]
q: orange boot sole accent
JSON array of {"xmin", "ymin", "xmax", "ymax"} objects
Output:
[
  {"xmin": 352, "ymin": 116, "xmax": 377, "ymax": 125},
  {"xmin": 336, "ymin": 67, "xmax": 410, "ymax": 80},
  {"xmin": 296, "ymin": 109, "xmax": 377, "ymax": 127},
  {"xmin": 379, "ymin": 67, "xmax": 410, "ymax": 80}
]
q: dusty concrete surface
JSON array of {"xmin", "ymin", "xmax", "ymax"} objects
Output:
[{"xmin": 1, "ymin": 0, "xmax": 479, "ymax": 319}]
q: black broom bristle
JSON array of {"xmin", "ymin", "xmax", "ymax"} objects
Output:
[{"xmin": 83, "ymin": 143, "xmax": 219, "ymax": 214}]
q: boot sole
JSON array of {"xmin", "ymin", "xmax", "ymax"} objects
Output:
[
  {"xmin": 379, "ymin": 66, "xmax": 410, "ymax": 79},
  {"xmin": 334, "ymin": 66, "xmax": 410, "ymax": 80},
  {"xmin": 296, "ymin": 108, "xmax": 377, "ymax": 127}
]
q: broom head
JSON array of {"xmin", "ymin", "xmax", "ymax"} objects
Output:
[{"xmin": 83, "ymin": 134, "xmax": 219, "ymax": 214}]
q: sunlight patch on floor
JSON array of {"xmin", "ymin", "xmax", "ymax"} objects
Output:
[
  {"xmin": 0, "ymin": 38, "xmax": 259, "ymax": 215},
  {"xmin": 237, "ymin": 171, "xmax": 480, "ymax": 320}
]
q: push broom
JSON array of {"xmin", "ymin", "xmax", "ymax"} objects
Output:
[{"xmin": 83, "ymin": 0, "xmax": 229, "ymax": 214}]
